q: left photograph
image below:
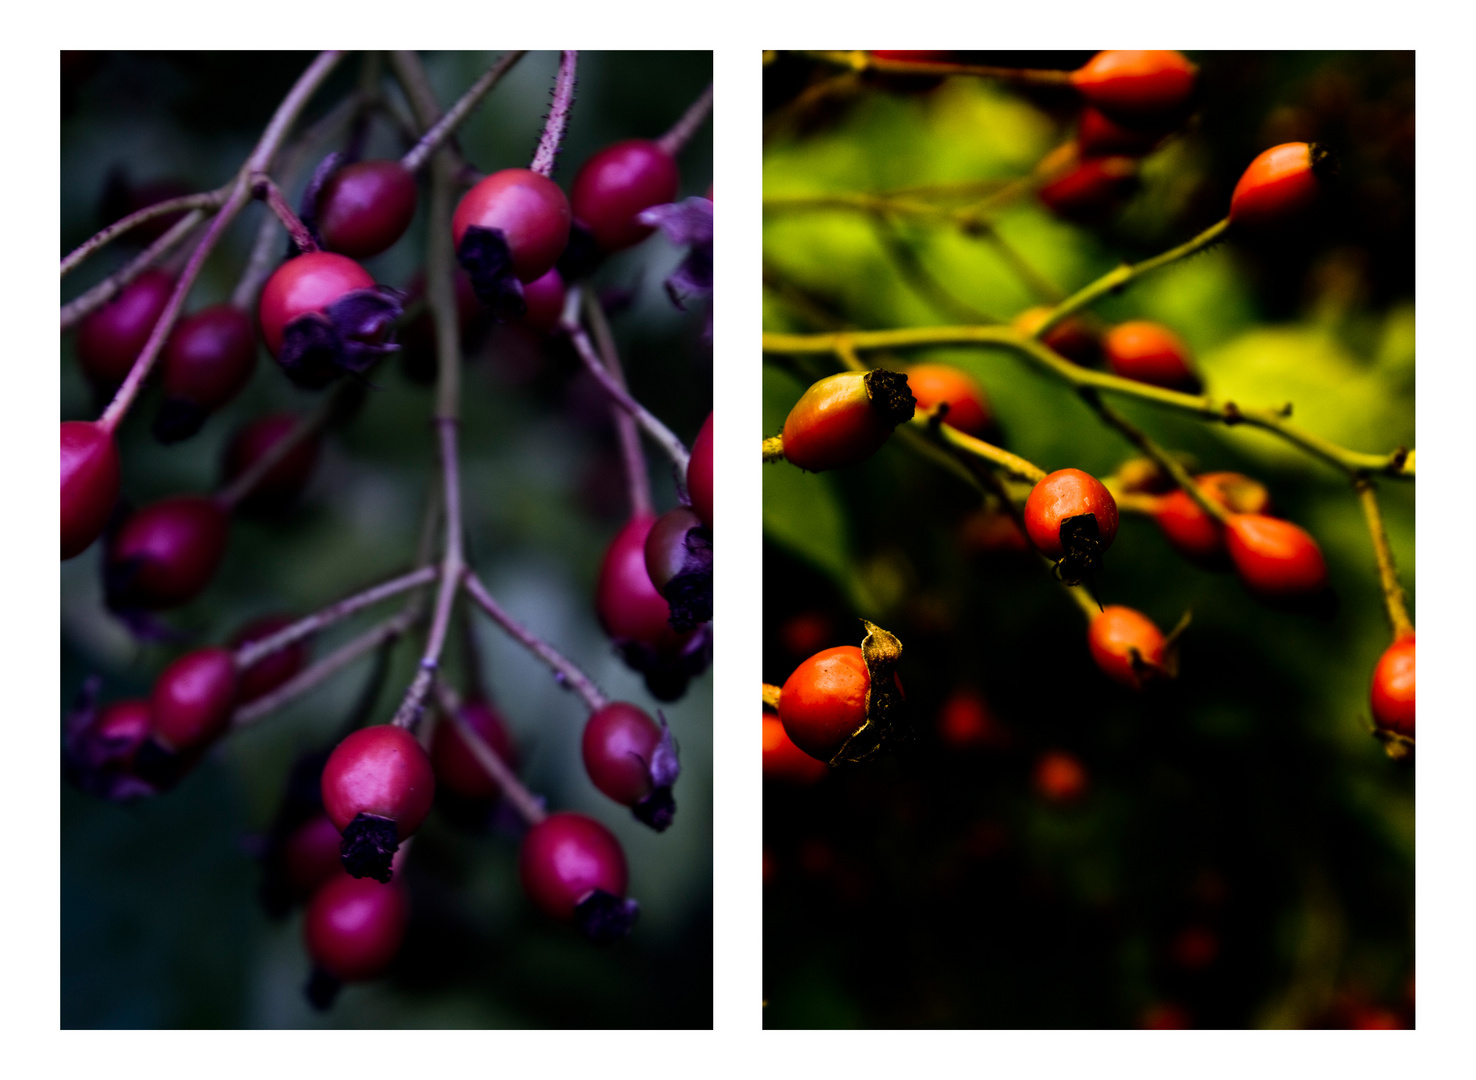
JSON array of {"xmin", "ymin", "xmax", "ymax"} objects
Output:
[{"xmin": 61, "ymin": 50, "xmax": 713, "ymax": 1028}]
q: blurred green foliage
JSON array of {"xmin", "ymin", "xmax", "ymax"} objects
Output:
[
  {"xmin": 62, "ymin": 51, "xmax": 712, "ymax": 1029},
  {"xmin": 763, "ymin": 51, "xmax": 1412, "ymax": 1029}
]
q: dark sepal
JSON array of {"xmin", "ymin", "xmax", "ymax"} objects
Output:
[
  {"xmin": 132, "ymin": 737, "xmax": 190, "ymax": 792},
  {"xmin": 297, "ymin": 152, "xmax": 342, "ymax": 252},
  {"xmin": 61, "ymin": 676, "xmax": 159, "ymax": 801},
  {"xmin": 305, "ymin": 968, "xmax": 342, "ymax": 1011},
  {"xmin": 574, "ymin": 889, "xmax": 639, "ymax": 945},
  {"xmin": 152, "ymin": 397, "xmax": 210, "ymax": 444},
  {"xmin": 638, "ymin": 198, "xmax": 713, "ymax": 311},
  {"xmin": 456, "ymin": 225, "xmax": 528, "ymax": 322},
  {"xmin": 555, "ymin": 220, "xmax": 604, "ymax": 281},
  {"xmin": 1054, "ymin": 512, "xmax": 1105, "ymax": 587},
  {"xmin": 631, "ymin": 712, "xmax": 680, "ymax": 832},
  {"xmin": 339, "ymin": 811, "xmax": 399, "ymax": 883},
  {"xmin": 661, "ymin": 525, "xmax": 712, "ymax": 632},
  {"xmin": 830, "ymin": 620, "xmax": 909, "ymax": 766},
  {"xmin": 614, "ymin": 622, "xmax": 712, "ymax": 702},
  {"xmin": 863, "ymin": 368, "xmax": 918, "ymax": 429},
  {"xmin": 277, "ymin": 287, "xmax": 403, "ymax": 389}
]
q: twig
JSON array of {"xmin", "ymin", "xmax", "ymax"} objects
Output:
[
  {"xmin": 433, "ymin": 683, "xmax": 546, "ymax": 826},
  {"xmin": 251, "ymin": 175, "xmax": 317, "ymax": 252},
  {"xmin": 60, "ymin": 207, "xmax": 206, "ymax": 332},
  {"xmin": 1355, "ymin": 480, "xmax": 1414, "ymax": 640},
  {"xmin": 574, "ymin": 289, "xmax": 650, "ymax": 515},
  {"xmin": 1085, "ymin": 391, "xmax": 1228, "ymax": 524},
  {"xmin": 530, "ymin": 51, "xmax": 578, "ymax": 177},
  {"xmin": 401, "ymin": 51, "xmax": 527, "ymax": 174},
  {"xmin": 657, "ymin": 82, "xmax": 713, "ymax": 157},
  {"xmin": 215, "ymin": 385, "xmax": 353, "ymax": 509},
  {"xmin": 462, "ymin": 570, "xmax": 610, "ymax": 713},
  {"xmin": 61, "ymin": 189, "xmax": 227, "ymax": 279},
  {"xmin": 798, "ymin": 50, "xmax": 1076, "ymax": 87}
]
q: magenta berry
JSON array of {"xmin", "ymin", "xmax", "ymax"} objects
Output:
[
  {"xmin": 303, "ymin": 873, "xmax": 409, "ymax": 1007},
  {"xmin": 570, "ymin": 139, "xmax": 680, "ymax": 253},
  {"xmin": 688, "ymin": 412, "xmax": 713, "ymax": 529},
  {"xmin": 315, "ymin": 160, "xmax": 418, "ymax": 258},
  {"xmin": 322, "ymin": 725, "xmax": 436, "ymax": 883},
  {"xmin": 229, "ymin": 614, "xmax": 310, "ymax": 704},
  {"xmin": 519, "ymin": 811, "xmax": 637, "ymax": 943},
  {"xmin": 155, "ymin": 304, "xmax": 257, "ymax": 443},
  {"xmin": 221, "ymin": 413, "xmax": 322, "ymax": 514},
  {"xmin": 643, "ymin": 506, "xmax": 712, "ymax": 632},
  {"xmin": 105, "ymin": 495, "xmax": 230, "ymax": 610},
  {"xmin": 281, "ymin": 814, "xmax": 348, "ymax": 902},
  {"xmin": 63, "ymin": 695, "xmax": 156, "ymax": 800},
  {"xmin": 148, "ymin": 646, "xmax": 238, "ymax": 761},
  {"xmin": 60, "ymin": 420, "xmax": 120, "ymax": 560},
  {"xmin": 452, "ymin": 168, "xmax": 571, "ymax": 319},
  {"xmin": 74, "ymin": 268, "xmax": 174, "ymax": 388},
  {"xmin": 257, "ymin": 251, "xmax": 401, "ymax": 388},
  {"xmin": 519, "ymin": 267, "xmax": 567, "ymax": 334},
  {"xmin": 582, "ymin": 702, "xmax": 680, "ymax": 831},
  {"xmin": 430, "ymin": 699, "xmax": 519, "ymax": 802}
]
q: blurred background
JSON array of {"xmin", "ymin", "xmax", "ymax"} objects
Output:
[
  {"xmin": 762, "ymin": 51, "xmax": 1413, "ymax": 1028},
  {"xmin": 62, "ymin": 50, "xmax": 713, "ymax": 1028}
]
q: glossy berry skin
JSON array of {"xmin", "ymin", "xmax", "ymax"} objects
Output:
[
  {"xmin": 1034, "ymin": 750, "xmax": 1088, "ymax": 803},
  {"xmin": 316, "ymin": 160, "xmax": 417, "ymax": 258},
  {"xmin": 519, "ymin": 812, "xmax": 628, "ymax": 922},
  {"xmin": 1229, "ymin": 143, "xmax": 1324, "ymax": 232},
  {"xmin": 221, "ymin": 414, "xmax": 322, "ymax": 512},
  {"xmin": 582, "ymin": 702, "xmax": 663, "ymax": 807},
  {"xmin": 321, "ymin": 725, "xmax": 436, "ymax": 838},
  {"xmin": 762, "ymin": 714, "xmax": 829, "ymax": 784},
  {"xmin": 520, "ymin": 267, "xmax": 567, "ymax": 333},
  {"xmin": 258, "ymin": 252, "xmax": 376, "ymax": 358},
  {"xmin": 644, "ymin": 507, "xmax": 704, "ymax": 593},
  {"xmin": 570, "ymin": 140, "xmax": 680, "ymax": 253},
  {"xmin": 1370, "ymin": 635, "xmax": 1415, "ymax": 738},
  {"xmin": 1038, "ymin": 155, "xmax": 1138, "ymax": 222},
  {"xmin": 60, "ymin": 421, "xmax": 120, "ymax": 559},
  {"xmin": 92, "ymin": 699, "xmax": 154, "ymax": 767},
  {"xmin": 1023, "ymin": 469, "xmax": 1119, "ymax": 560},
  {"xmin": 161, "ymin": 304, "xmax": 257, "ymax": 410},
  {"xmin": 688, "ymin": 412, "xmax": 713, "ymax": 529},
  {"xmin": 778, "ymin": 645, "xmax": 902, "ymax": 763},
  {"xmin": 303, "ymin": 873, "xmax": 409, "ymax": 981},
  {"xmin": 1077, "ymin": 106, "xmax": 1165, "ymax": 156},
  {"xmin": 781, "ymin": 371, "xmax": 911, "ymax": 472},
  {"xmin": 1088, "ymin": 605, "xmax": 1167, "ymax": 690},
  {"xmin": 1153, "ymin": 472, "xmax": 1271, "ymax": 565},
  {"xmin": 451, "ymin": 168, "xmax": 571, "ymax": 283},
  {"xmin": 596, "ymin": 515, "xmax": 692, "ymax": 651},
  {"xmin": 1102, "ymin": 321, "xmax": 1198, "ymax": 390},
  {"xmin": 150, "ymin": 647, "xmax": 238, "ymax": 754},
  {"xmin": 1224, "ymin": 513, "xmax": 1328, "ymax": 596},
  {"xmin": 106, "ymin": 496, "xmax": 230, "ymax": 609},
  {"xmin": 430, "ymin": 699, "xmax": 518, "ymax": 801},
  {"xmin": 74, "ymin": 268, "xmax": 175, "ymax": 387},
  {"xmin": 1070, "ymin": 51, "xmax": 1198, "ymax": 128},
  {"xmin": 904, "ymin": 364, "xmax": 992, "ymax": 436},
  {"xmin": 229, "ymin": 614, "xmax": 310, "ymax": 704}
]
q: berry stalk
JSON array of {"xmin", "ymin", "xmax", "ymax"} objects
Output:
[
  {"xmin": 1355, "ymin": 479, "xmax": 1414, "ymax": 640},
  {"xmin": 433, "ymin": 683, "xmax": 547, "ymax": 825},
  {"xmin": 657, "ymin": 82, "xmax": 713, "ymax": 157},
  {"xmin": 401, "ymin": 51, "xmax": 527, "ymax": 174},
  {"xmin": 61, "ymin": 189, "xmax": 227, "ymax": 279},
  {"xmin": 530, "ymin": 51, "xmax": 578, "ymax": 177}
]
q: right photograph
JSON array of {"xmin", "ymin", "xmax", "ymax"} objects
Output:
[{"xmin": 761, "ymin": 51, "xmax": 1414, "ymax": 1029}]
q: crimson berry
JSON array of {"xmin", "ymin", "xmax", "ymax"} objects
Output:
[
  {"xmin": 74, "ymin": 268, "xmax": 175, "ymax": 388},
  {"xmin": 281, "ymin": 813, "xmax": 346, "ymax": 901},
  {"xmin": 258, "ymin": 251, "xmax": 401, "ymax": 387},
  {"xmin": 1034, "ymin": 750, "xmax": 1088, "ymax": 803},
  {"xmin": 519, "ymin": 811, "xmax": 637, "ymax": 944},
  {"xmin": 688, "ymin": 412, "xmax": 713, "ymax": 529},
  {"xmin": 570, "ymin": 140, "xmax": 680, "ymax": 254},
  {"xmin": 959, "ymin": 508, "xmax": 1032, "ymax": 558},
  {"xmin": 105, "ymin": 495, "xmax": 230, "ymax": 610},
  {"xmin": 1102, "ymin": 321, "xmax": 1200, "ymax": 391},
  {"xmin": 303, "ymin": 873, "xmax": 409, "ymax": 1007},
  {"xmin": 644, "ymin": 506, "xmax": 712, "ymax": 632},
  {"xmin": 778, "ymin": 645, "xmax": 903, "ymax": 764},
  {"xmin": 452, "ymin": 168, "xmax": 571, "ymax": 318},
  {"xmin": 583, "ymin": 702, "xmax": 680, "ymax": 830},
  {"xmin": 321, "ymin": 724, "xmax": 436, "ymax": 883},
  {"xmin": 1153, "ymin": 472, "xmax": 1271, "ymax": 566},
  {"xmin": 1077, "ymin": 106, "xmax": 1166, "ymax": 156},
  {"xmin": 221, "ymin": 413, "xmax": 322, "ymax": 514},
  {"xmin": 1370, "ymin": 634, "xmax": 1415, "ymax": 740},
  {"xmin": 1070, "ymin": 50, "xmax": 1198, "ymax": 129},
  {"xmin": 597, "ymin": 514, "xmax": 705, "ymax": 699},
  {"xmin": 903, "ymin": 363, "xmax": 993, "ymax": 437},
  {"xmin": 430, "ymin": 698, "xmax": 519, "ymax": 802},
  {"xmin": 60, "ymin": 420, "xmax": 120, "ymax": 560},
  {"xmin": 229, "ymin": 614, "xmax": 310, "ymax": 704},
  {"xmin": 762, "ymin": 713, "xmax": 829, "ymax": 784},
  {"xmin": 1088, "ymin": 605, "xmax": 1167, "ymax": 690},
  {"xmin": 63, "ymin": 696, "xmax": 155, "ymax": 799},
  {"xmin": 780, "ymin": 369, "xmax": 916, "ymax": 472},
  {"xmin": 1023, "ymin": 468, "xmax": 1119, "ymax": 583},
  {"xmin": 1038, "ymin": 154, "xmax": 1139, "ymax": 222},
  {"xmin": 1229, "ymin": 142, "xmax": 1329, "ymax": 232},
  {"xmin": 315, "ymin": 160, "xmax": 417, "ymax": 258},
  {"xmin": 1014, "ymin": 306, "xmax": 1103, "ymax": 366},
  {"xmin": 520, "ymin": 267, "xmax": 567, "ymax": 334},
  {"xmin": 148, "ymin": 646, "xmax": 238, "ymax": 767},
  {"xmin": 1224, "ymin": 513, "xmax": 1328, "ymax": 596},
  {"xmin": 155, "ymin": 304, "xmax": 257, "ymax": 443}
]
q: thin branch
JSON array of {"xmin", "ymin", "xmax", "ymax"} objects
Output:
[
  {"xmin": 930, "ymin": 418, "xmax": 1047, "ymax": 483},
  {"xmin": 61, "ymin": 189, "xmax": 227, "ymax": 279},
  {"xmin": 60, "ymin": 207, "xmax": 206, "ymax": 332},
  {"xmin": 251, "ymin": 175, "xmax": 317, "ymax": 252},
  {"xmin": 574, "ymin": 289, "xmax": 650, "ymax": 516},
  {"xmin": 530, "ymin": 51, "xmax": 578, "ymax": 177},
  {"xmin": 401, "ymin": 51, "xmax": 527, "ymax": 174},
  {"xmin": 433, "ymin": 683, "xmax": 546, "ymax": 826},
  {"xmin": 215, "ymin": 385, "xmax": 352, "ymax": 509},
  {"xmin": 462, "ymin": 570, "xmax": 610, "ymax": 714},
  {"xmin": 657, "ymin": 82, "xmax": 713, "ymax": 157},
  {"xmin": 1355, "ymin": 480, "xmax": 1415, "ymax": 640},
  {"xmin": 799, "ymin": 50, "xmax": 1075, "ymax": 87},
  {"xmin": 1084, "ymin": 391, "xmax": 1229, "ymax": 524}
]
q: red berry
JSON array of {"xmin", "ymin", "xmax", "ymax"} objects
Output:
[
  {"xmin": 1038, "ymin": 154, "xmax": 1139, "ymax": 222},
  {"xmin": 935, "ymin": 687, "xmax": 1007, "ymax": 750},
  {"xmin": 281, "ymin": 813, "xmax": 345, "ymax": 901},
  {"xmin": 1023, "ymin": 468, "xmax": 1119, "ymax": 566},
  {"xmin": 451, "ymin": 168, "xmax": 571, "ymax": 283},
  {"xmin": 644, "ymin": 507, "xmax": 705, "ymax": 593},
  {"xmin": 1088, "ymin": 606, "xmax": 1167, "ymax": 690},
  {"xmin": 570, "ymin": 140, "xmax": 680, "ymax": 253},
  {"xmin": 156, "ymin": 304, "xmax": 257, "ymax": 441},
  {"xmin": 688, "ymin": 412, "xmax": 713, "ymax": 529},
  {"xmin": 229, "ymin": 614, "xmax": 310, "ymax": 704},
  {"xmin": 1014, "ymin": 306, "xmax": 1102, "ymax": 365},
  {"xmin": 321, "ymin": 725, "xmax": 436, "ymax": 836},
  {"xmin": 1224, "ymin": 513, "xmax": 1328, "ymax": 596},
  {"xmin": 1229, "ymin": 143, "xmax": 1327, "ymax": 232},
  {"xmin": 1153, "ymin": 472, "xmax": 1271, "ymax": 565},
  {"xmin": 582, "ymin": 702, "xmax": 664, "ymax": 807},
  {"xmin": 91, "ymin": 699, "xmax": 153, "ymax": 768},
  {"xmin": 519, "ymin": 267, "xmax": 567, "ymax": 333},
  {"xmin": 430, "ymin": 698, "xmax": 518, "ymax": 801},
  {"xmin": 60, "ymin": 420, "xmax": 121, "ymax": 560},
  {"xmin": 780, "ymin": 370, "xmax": 916, "ymax": 472},
  {"xmin": 258, "ymin": 251, "xmax": 377, "ymax": 358},
  {"xmin": 74, "ymin": 268, "xmax": 175, "ymax": 387},
  {"xmin": 778, "ymin": 645, "xmax": 902, "ymax": 763},
  {"xmin": 1070, "ymin": 51, "xmax": 1198, "ymax": 128},
  {"xmin": 221, "ymin": 413, "xmax": 322, "ymax": 513},
  {"xmin": 959, "ymin": 508, "xmax": 1031, "ymax": 557},
  {"xmin": 316, "ymin": 160, "xmax": 417, "ymax": 258},
  {"xmin": 1077, "ymin": 106, "xmax": 1166, "ymax": 156},
  {"xmin": 1034, "ymin": 750, "xmax": 1088, "ymax": 803},
  {"xmin": 762, "ymin": 713, "xmax": 829, "ymax": 784},
  {"xmin": 1370, "ymin": 634, "xmax": 1415, "ymax": 739},
  {"xmin": 596, "ymin": 515, "xmax": 692, "ymax": 652},
  {"xmin": 303, "ymin": 873, "xmax": 409, "ymax": 982},
  {"xmin": 903, "ymin": 363, "xmax": 992, "ymax": 436},
  {"xmin": 1102, "ymin": 321, "xmax": 1199, "ymax": 391},
  {"xmin": 106, "ymin": 495, "xmax": 230, "ymax": 609},
  {"xmin": 150, "ymin": 647, "xmax": 238, "ymax": 754},
  {"xmin": 519, "ymin": 811, "xmax": 629, "ymax": 922}
]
